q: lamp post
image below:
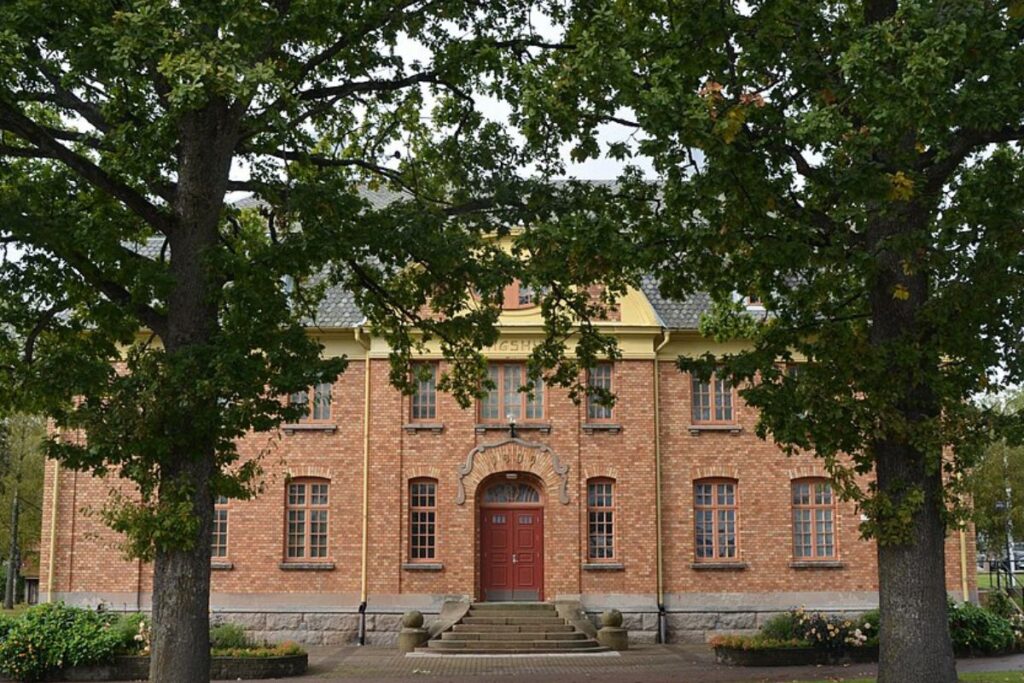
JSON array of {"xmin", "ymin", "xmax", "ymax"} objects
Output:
[{"xmin": 507, "ymin": 414, "xmax": 517, "ymax": 439}]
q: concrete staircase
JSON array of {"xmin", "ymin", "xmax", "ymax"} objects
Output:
[{"xmin": 418, "ymin": 602, "xmax": 609, "ymax": 654}]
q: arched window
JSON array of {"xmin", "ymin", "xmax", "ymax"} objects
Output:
[
  {"xmin": 481, "ymin": 481, "xmax": 541, "ymax": 504},
  {"xmin": 694, "ymin": 478, "xmax": 738, "ymax": 561},
  {"xmin": 587, "ymin": 478, "xmax": 615, "ymax": 561},
  {"xmin": 792, "ymin": 478, "xmax": 836, "ymax": 560},
  {"xmin": 409, "ymin": 479, "xmax": 437, "ymax": 561},
  {"xmin": 285, "ymin": 478, "xmax": 330, "ymax": 561}
]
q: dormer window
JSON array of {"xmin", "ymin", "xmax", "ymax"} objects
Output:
[{"xmin": 503, "ymin": 280, "xmax": 539, "ymax": 310}]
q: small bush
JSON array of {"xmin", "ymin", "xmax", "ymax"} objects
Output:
[
  {"xmin": 0, "ymin": 603, "xmax": 124, "ymax": 681},
  {"xmin": 710, "ymin": 634, "xmax": 811, "ymax": 650},
  {"xmin": 210, "ymin": 623, "xmax": 249, "ymax": 649},
  {"xmin": 108, "ymin": 613, "xmax": 149, "ymax": 654},
  {"xmin": 948, "ymin": 601, "xmax": 1014, "ymax": 655},
  {"xmin": 0, "ymin": 613, "xmax": 20, "ymax": 641},
  {"xmin": 760, "ymin": 612, "xmax": 799, "ymax": 641},
  {"xmin": 986, "ymin": 591, "xmax": 1018, "ymax": 620}
]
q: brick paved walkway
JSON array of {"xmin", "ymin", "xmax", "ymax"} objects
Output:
[{"xmin": 256, "ymin": 644, "xmax": 1024, "ymax": 683}]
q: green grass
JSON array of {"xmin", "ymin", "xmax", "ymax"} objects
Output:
[
  {"xmin": 0, "ymin": 604, "xmax": 29, "ymax": 616},
  {"xmin": 798, "ymin": 674, "xmax": 1024, "ymax": 683}
]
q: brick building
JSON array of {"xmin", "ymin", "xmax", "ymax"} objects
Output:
[{"xmin": 38, "ymin": 264, "xmax": 977, "ymax": 645}]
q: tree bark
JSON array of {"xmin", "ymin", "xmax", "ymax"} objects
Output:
[
  {"xmin": 148, "ymin": 99, "xmax": 240, "ymax": 683},
  {"xmin": 869, "ymin": 209, "xmax": 957, "ymax": 683}
]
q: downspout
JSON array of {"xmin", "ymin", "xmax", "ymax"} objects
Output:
[
  {"xmin": 653, "ymin": 330, "xmax": 671, "ymax": 644},
  {"xmin": 356, "ymin": 327, "xmax": 371, "ymax": 645},
  {"xmin": 45, "ymin": 460, "xmax": 60, "ymax": 603}
]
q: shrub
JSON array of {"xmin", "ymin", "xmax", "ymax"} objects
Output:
[
  {"xmin": 986, "ymin": 591, "xmax": 1019, "ymax": 620},
  {"xmin": 108, "ymin": 613, "xmax": 149, "ymax": 655},
  {"xmin": 211, "ymin": 641, "xmax": 306, "ymax": 658},
  {"xmin": 0, "ymin": 603, "xmax": 124, "ymax": 681},
  {"xmin": 0, "ymin": 613, "xmax": 20, "ymax": 641},
  {"xmin": 791, "ymin": 607, "xmax": 874, "ymax": 653},
  {"xmin": 709, "ymin": 634, "xmax": 811, "ymax": 650},
  {"xmin": 948, "ymin": 601, "xmax": 1014, "ymax": 655},
  {"xmin": 210, "ymin": 623, "xmax": 249, "ymax": 649},
  {"xmin": 760, "ymin": 612, "xmax": 799, "ymax": 641}
]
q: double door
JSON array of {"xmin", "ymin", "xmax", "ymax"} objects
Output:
[{"xmin": 480, "ymin": 507, "xmax": 543, "ymax": 601}]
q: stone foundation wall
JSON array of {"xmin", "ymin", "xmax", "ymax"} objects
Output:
[{"xmin": 210, "ymin": 611, "xmax": 438, "ymax": 647}]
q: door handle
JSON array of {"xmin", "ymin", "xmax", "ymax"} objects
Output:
[{"xmin": 512, "ymin": 554, "xmax": 518, "ymax": 564}]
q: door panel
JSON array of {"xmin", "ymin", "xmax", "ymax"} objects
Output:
[{"xmin": 481, "ymin": 507, "xmax": 543, "ymax": 601}]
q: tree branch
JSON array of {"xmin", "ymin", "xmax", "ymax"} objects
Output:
[{"xmin": 0, "ymin": 102, "xmax": 173, "ymax": 234}]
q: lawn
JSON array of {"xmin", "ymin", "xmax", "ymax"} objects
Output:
[{"xmin": 0, "ymin": 604, "xmax": 30, "ymax": 616}]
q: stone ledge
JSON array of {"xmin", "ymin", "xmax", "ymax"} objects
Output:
[
  {"xmin": 211, "ymin": 561, "xmax": 234, "ymax": 571},
  {"xmin": 688, "ymin": 424, "xmax": 742, "ymax": 436},
  {"xmin": 690, "ymin": 562, "xmax": 749, "ymax": 571},
  {"xmin": 401, "ymin": 562, "xmax": 444, "ymax": 571},
  {"xmin": 402, "ymin": 423, "xmax": 445, "ymax": 434},
  {"xmin": 789, "ymin": 561, "xmax": 845, "ymax": 569},
  {"xmin": 582, "ymin": 423, "xmax": 622, "ymax": 435},
  {"xmin": 282, "ymin": 423, "xmax": 338, "ymax": 434},
  {"xmin": 582, "ymin": 562, "xmax": 625, "ymax": 571},
  {"xmin": 474, "ymin": 422, "xmax": 552, "ymax": 435},
  {"xmin": 278, "ymin": 562, "xmax": 336, "ymax": 571}
]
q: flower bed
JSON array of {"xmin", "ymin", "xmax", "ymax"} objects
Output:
[
  {"xmin": 56, "ymin": 650, "xmax": 308, "ymax": 681},
  {"xmin": 713, "ymin": 598, "xmax": 1024, "ymax": 668}
]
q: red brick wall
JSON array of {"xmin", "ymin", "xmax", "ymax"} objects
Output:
[{"xmin": 38, "ymin": 356, "xmax": 976, "ymax": 609}]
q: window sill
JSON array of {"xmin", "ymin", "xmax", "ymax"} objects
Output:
[
  {"xmin": 402, "ymin": 423, "xmax": 444, "ymax": 434},
  {"xmin": 688, "ymin": 424, "xmax": 742, "ymax": 436},
  {"xmin": 279, "ymin": 562, "xmax": 336, "ymax": 571},
  {"xmin": 691, "ymin": 562, "xmax": 749, "ymax": 571},
  {"xmin": 402, "ymin": 562, "xmax": 444, "ymax": 571},
  {"xmin": 282, "ymin": 423, "xmax": 338, "ymax": 435},
  {"xmin": 211, "ymin": 561, "xmax": 234, "ymax": 571},
  {"xmin": 790, "ymin": 560, "xmax": 845, "ymax": 570},
  {"xmin": 582, "ymin": 562, "xmax": 625, "ymax": 571},
  {"xmin": 475, "ymin": 422, "xmax": 551, "ymax": 435},
  {"xmin": 582, "ymin": 423, "xmax": 622, "ymax": 435}
]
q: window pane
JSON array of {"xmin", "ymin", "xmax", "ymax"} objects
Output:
[
  {"xmin": 411, "ymin": 364, "xmax": 437, "ymax": 420},
  {"xmin": 480, "ymin": 365, "xmax": 500, "ymax": 420},
  {"xmin": 714, "ymin": 376, "xmax": 732, "ymax": 421},
  {"xmin": 410, "ymin": 480, "xmax": 437, "ymax": 560},
  {"xmin": 503, "ymin": 365, "xmax": 522, "ymax": 420},
  {"xmin": 313, "ymin": 382, "xmax": 332, "ymax": 420},
  {"xmin": 526, "ymin": 376, "xmax": 544, "ymax": 420},
  {"xmin": 311, "ymin": 483, "xmax": 328, "ymax": 505},
  {"xmin": 692, "ymin": 377, "xmax": 710, "ymax": 422},
  {"xmin": 287, "ymin": 510, "xmax": 305, "ymax": 558},
  {"xmin": 288, "ymin": 483, "xmax": 305, "ymax": 506},
  {"xmin": 587, "ymin": 364, "xmax": 613, "ymax": 420}
]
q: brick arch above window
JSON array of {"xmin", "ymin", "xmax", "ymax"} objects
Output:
[
  {"xmin": 691, "ymin": 466, "xmax": 740, "ymax": 481},
  {"xmin": 581, "ymin": 466, "xmax": 619, "ymax": 482},
  {"xmin": 285, "ymin": 466, "xmax": 333, "ymax": 481},
  {"xmin": 786, "ymin": 466, "xmax": 829, "ymax": 482},
  {"xmin": 405, "ymin": 466, "xmax": 443, "ymax": 481}
]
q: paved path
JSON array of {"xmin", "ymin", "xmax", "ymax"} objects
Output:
[{"xmin": 247, "ymin": 644, "xmax": 1024, "ymax": 683}]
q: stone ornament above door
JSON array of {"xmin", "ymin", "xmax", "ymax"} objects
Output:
[{"xmin": 455, "ymin": 437, "xmax": 570, "ymax": 505}]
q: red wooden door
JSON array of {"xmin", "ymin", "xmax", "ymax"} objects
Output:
[{"xmin": 481, "ymin": 508, "xmax": 544, "ymax": 601}]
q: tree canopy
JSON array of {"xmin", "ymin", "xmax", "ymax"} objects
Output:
[{"xmin": 512, "ymin": 1, "xmax": 1024, "ymax": 681}]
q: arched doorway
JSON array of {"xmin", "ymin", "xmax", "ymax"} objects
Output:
[{"xmin": 478, "ymin": 474, "xmax": 544, "ymax": 601}]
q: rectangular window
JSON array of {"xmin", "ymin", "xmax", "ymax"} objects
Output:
[
  {"xmin": 480, "ymin": 364, "xmax": 544, "ymax": 422},
  {"xmin": 691, "ymin": 372, "xmax": 733, "ymax": 423},
  {"xmin": 694, "ymin": 480, "xmax": 738, "ymax": 561},
  {"xmin": 411, "ymin": 363, "xmax": 437, "ymax": 421},
  {"xmin": 792, "ymin": 480, "xmax": 835, "ymax": 559},
  {"xmin": 211, "ymin": 496, "xmax": 228, "ymax": 558},
  {"xmin": 587, "ymin": 364, "xmax": 614, "ymax": 421},
  {"xmin": 286, "ymin": 480, "xmax": 329, "ymax": 560},
  {"xmin": 290, "ymin": 382, "xmax": 333, "ymax": 422},
  {"xmin": 409, "ymin": 480, "xmax": 437, "ymax": 561},
  {"xmin": 587, "ymin": 480, "xmax": 615, "ymax": 561}
]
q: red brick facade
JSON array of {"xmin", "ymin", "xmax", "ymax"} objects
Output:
[{"xmin": 38, "ymin": 329, "xmax": 977, "ymax": 644}]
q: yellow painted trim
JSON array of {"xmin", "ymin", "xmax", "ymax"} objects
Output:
[
  {"xmin": 46, "ymin": 459, "xmax": 60, "ymax": 603},
  {"xmin": 960, "ymin": 528, "xmax": 969, "ymax": 602},
  {"xmin": 358, "ymin": 330, "xmax": 371, "ymax": 606},
  {"xmin": 653, "ymin": 331, "xmax": 670, "ymax": 610}
]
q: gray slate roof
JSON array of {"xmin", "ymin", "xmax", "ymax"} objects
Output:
[
  {"xmin": 125, "ymin": 192, "xmax": 708, "ymax": 331},
  {"xmin": 640, "ymin": 275, "xmax": 710, "ymax": 330}
]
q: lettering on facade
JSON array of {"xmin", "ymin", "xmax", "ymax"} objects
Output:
[
  {"xmin": 455, "ymin": 437, "xmax": 570, "ymax": 505},
  {"xmin": 489, "ymin": 339, "xmax": 540, "ymax": 353}
]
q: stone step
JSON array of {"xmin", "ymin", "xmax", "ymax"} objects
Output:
[
  {"xmin": 461, "ymin": 616, "xmax": 566, "ymax": 626},
  {"xmin": 451, "ymin": 623, "xmax": 574, "ymax": 633},
  {"xmin": 442, "ymin": 631, "xmax": 589, "ymax": 641},
  {"xmin": 427, "ymin": 639, "xmax": 600, "ymax": 651},
  {"xmin": 415, "ymin": 645, "xmax": 611, "ymax": 655},
  {"xmin": 468, "ymin": 602, "xmax": 555, "ymax": 611},
  {"xmin": 466, "ymin": 610, "xmax": 559, "ymax": 619}
]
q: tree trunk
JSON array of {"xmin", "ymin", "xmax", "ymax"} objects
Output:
[
  {"xmin": 4, "ymin": 491, "xmax": 18, "ymax": 609},
  {"xmin": 869, "ymin": 208, "xmax": 957, "ymax": 683},
  {"xmin": 148, "ymin": 99, "xmax": 240, "ymax": 683}
]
